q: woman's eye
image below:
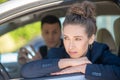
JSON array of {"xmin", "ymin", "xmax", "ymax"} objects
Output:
[
  {"xmin": 64, "ymin": 37, "xmax": 69, "ymax": 40},
  {"xmin": 75, "ymin": 38, "xmax": 81, "ymax": 41}
]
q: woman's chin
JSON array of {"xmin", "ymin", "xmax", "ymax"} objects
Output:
[
  {"xmin": 70, "ymin": 54, "xmax": 84, "ymax": 58},
  {"xmin": 70, "ymin": 55, "xmax": 80, "ymax": 58}
]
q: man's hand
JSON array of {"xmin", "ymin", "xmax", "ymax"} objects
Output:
[
  {"xmin": 18, "ymin": 45, "xmax": 42, "ymax": 64},
  {"xmin": 18, "ymin": 47, "xmax": 31, "ymax": 64}
]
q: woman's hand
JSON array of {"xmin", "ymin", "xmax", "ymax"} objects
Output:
[
  {"xmin": 51, "ymin": 64, "xmax": 87, "ymax": 75},
  {"xmin": 58, "ymin": 57, "xmax": 91, "ymax": 69},
  {"xmin": 70, "ymin": 57, "xmax": 91, "ymax": 66},
  {"xmin": 54, "ymin": 57, "xmax": 91, "ymax": 75}
]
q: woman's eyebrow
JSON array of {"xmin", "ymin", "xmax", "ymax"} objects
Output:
[
  {"xmin": 74, "ymin": 36, "xmax": 83, "ymax": 38},
  {"xmin": 63, "ymin": 33, "xmax": 83, "ymax": 37}
]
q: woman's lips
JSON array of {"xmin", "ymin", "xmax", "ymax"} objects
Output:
[{"xmin": 69, "ymin": 51, "xmax": 78, "ymax": 54}]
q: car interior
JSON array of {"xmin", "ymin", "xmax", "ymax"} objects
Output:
[
  {"xmin": 114, "ymin": 17, "xmax": 120, "ymax": 56},
  {"xmin": 96, "ymin": 28, "xmax": 117, "ymax": 55},
  {"xmin": 0, "ymin": 0, "xmax": 120, "ymax": 80}
]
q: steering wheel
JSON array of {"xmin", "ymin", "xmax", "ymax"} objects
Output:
[{"xmin": 0, "ymin": 63, "xmax": 10, "ymax": 80}]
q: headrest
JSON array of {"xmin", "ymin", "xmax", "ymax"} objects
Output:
[
  {"xmin": 114, "ymin": 17, "xmax": 120, "ymax": 46},
  {"xmin": 97, "ymin": 28, "xmax": 117, "ymax": 54}
]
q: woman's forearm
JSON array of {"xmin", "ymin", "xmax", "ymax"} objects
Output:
[
  {"xmin": 58, "ymin": 57, "xmax": 91, "ymax": 69},
  {"xmin": 21, "ymin": 59, "xmax": 60, "ymax": 78},
  {"xmin": 58, "ymin": 59, "xmax": 73, "ymax": 69}
]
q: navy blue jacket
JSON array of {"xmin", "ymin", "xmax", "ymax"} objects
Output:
[
  {"xmin": 39, "ymin": 39, "xmax": 64, "ymax": 58},
  {"xmin": 21, "ymin": 42, "xmax": 120, "ymax": 80}
]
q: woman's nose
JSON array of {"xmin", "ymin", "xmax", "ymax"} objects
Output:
[{"xmin": 69, "ymin": 40, "xmax": 75, "ymax": 50}]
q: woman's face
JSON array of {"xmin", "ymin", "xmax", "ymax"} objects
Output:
[{"xmin": 63, "ymin": 24, "xmax": 94, "ymax": 58}]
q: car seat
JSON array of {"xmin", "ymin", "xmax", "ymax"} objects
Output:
[
  {"xmin": 97, "ymin": 28, "xmax": 117, "ymax": 55},
  {"xmin": 114, "ymin": 17, "xmax": 120, "ymax": 57}
]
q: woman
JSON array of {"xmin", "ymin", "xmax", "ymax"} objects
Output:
[{"xmin": 21, "ymin": 1, "xmax": 120, "ymax": 80}]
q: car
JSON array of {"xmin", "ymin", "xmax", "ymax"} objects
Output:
[{"xmin": 0, "ymin": 0, "xmax": 120, "ymax": 80}]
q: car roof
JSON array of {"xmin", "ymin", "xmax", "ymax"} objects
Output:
[
  {"xmin": 0, "ymin": 0, "xmax": 119, "ymax": 23},
  {"xmin": 0, "ymin": 0, "xmax": 120, "ymax": 36}
]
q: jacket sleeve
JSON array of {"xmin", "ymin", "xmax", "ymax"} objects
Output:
[
  {"xmin": 47, "ymin": 47, "xmax": 69, "ymax": 59},
  {"xmin": 85, "ymin": 43, "xmax": 120, "ymax": 80},
  {"xmin": 85, "ymin": 64, "xmax": 120, "ymax": 80},
  {"xmin": 21, "ymin": 59, "xmax": 60, "ymax": 78}
]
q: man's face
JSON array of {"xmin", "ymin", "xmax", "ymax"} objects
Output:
[{"xmin": 42, "ymin": 23, "xmax": 61, "ymax": 48}]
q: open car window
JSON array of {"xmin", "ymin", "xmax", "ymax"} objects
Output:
[
  {"xmin": 0, "ymin": 0, "xmax": 120, "ymax": 80},
  {"xmin": 0, "ymin": 17, "xmax": 63, "ymax": 79}
]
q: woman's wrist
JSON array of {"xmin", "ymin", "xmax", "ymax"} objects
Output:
[
  {"xmin": 79, "ymin": 64, "xmax": 87, "ymax": 74},
  {"xmin": 58, "ymin": 59, "xmax": 72, "ymax": 69}
]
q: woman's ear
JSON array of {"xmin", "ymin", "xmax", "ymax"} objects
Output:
[{"xmin": 89, "ymin": 34, "xmax": 95, "ymax": 45}]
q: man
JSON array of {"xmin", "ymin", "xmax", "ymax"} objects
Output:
[
  {"xmin": 39, "ymin": 15, "xmax": 63, "ymax": 58},
  {"xmin": 18, "ymin": 15, "xmax": 63, "ymax": 64}
]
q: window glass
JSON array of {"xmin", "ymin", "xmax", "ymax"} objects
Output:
[
  {"xmin": 96, "ymin": 15, "xmax": 120, "ymax": 40},
  {"xmin": 0, "ymin": 21, "xmax": 42, "ymax": 78},
  {"xmin": 0, "ymin": 17, "xmax": 64, "ymax": 78}
]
